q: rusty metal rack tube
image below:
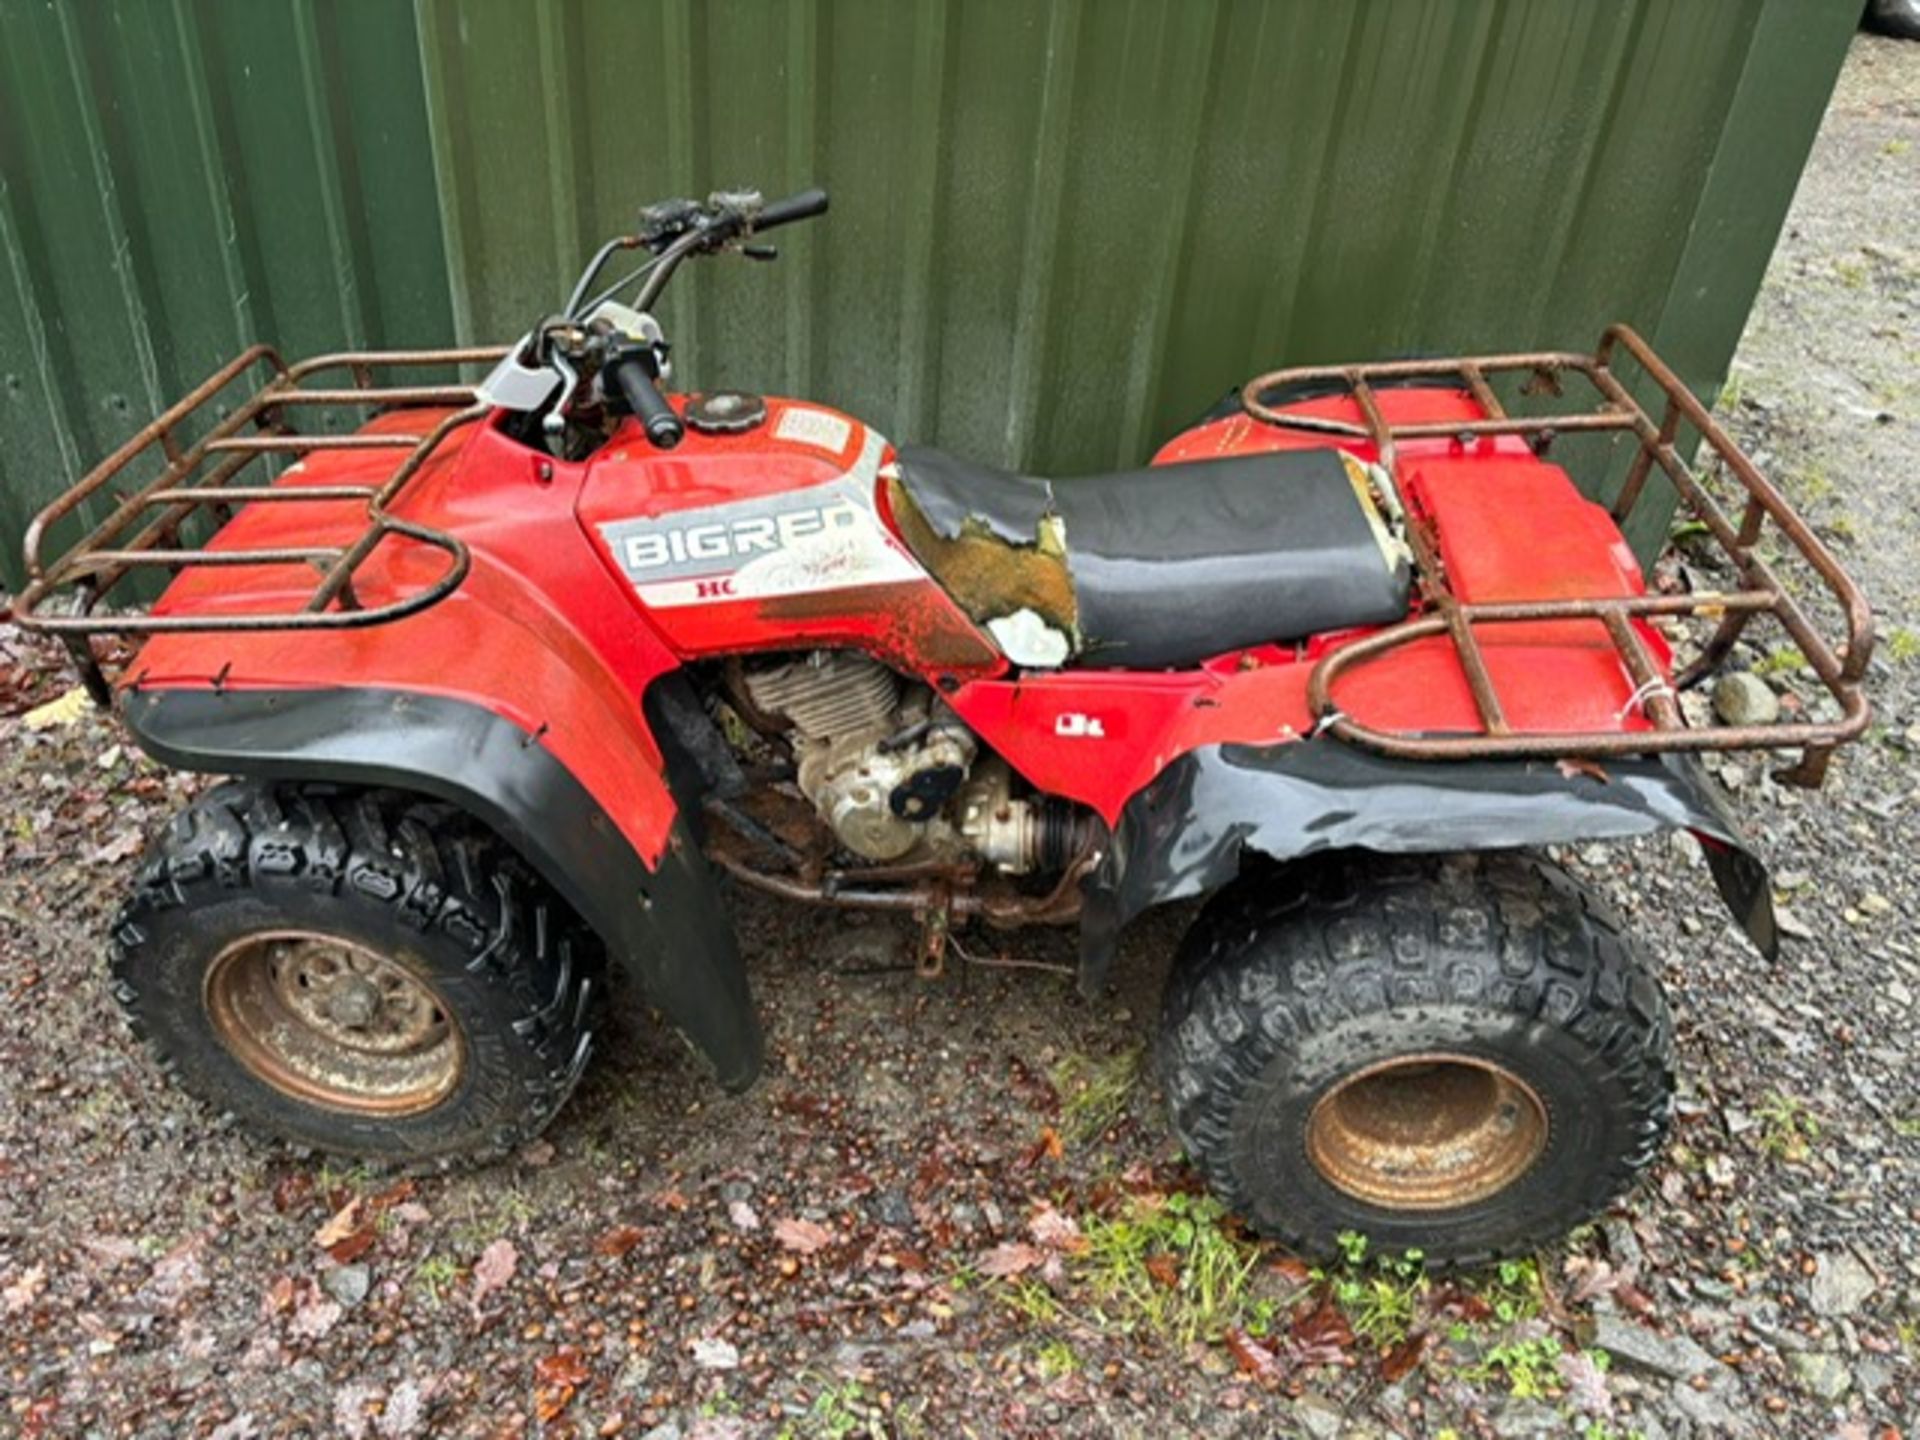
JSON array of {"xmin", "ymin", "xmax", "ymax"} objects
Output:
[
  {"xmin": 12, "ymin": 345, "xmax": 510, "ymax": 697},
  {"xmin": 1244, "ymin": 324, "xmax": 1874, "ymax": 785}
]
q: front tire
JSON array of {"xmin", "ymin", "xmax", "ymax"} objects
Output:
[
  {"xmin": 111, "ymin": 781, "xmax": 599, "ymax": 1164},
  {"xmin": 1158, "ymin": 851, "xmax": 1672, "ymax": 1264}
]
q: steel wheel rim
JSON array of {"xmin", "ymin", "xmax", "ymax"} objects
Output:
[
  {"xmin": 1304, "ymin": 1052, "xmax": 1548, "ymax": 1211},
  {"xmin": 204, "ymin": 929, "xmax": 464, "ymax": 1116}
]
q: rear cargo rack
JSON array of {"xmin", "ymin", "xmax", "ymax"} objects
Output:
[
  {"xmin": 13, "ymin": 344, "xmax": 507, "ymax": 701},
  {"xmin": 1242, "ymin": 324, "xmax": 1873, "ymax": 786}
]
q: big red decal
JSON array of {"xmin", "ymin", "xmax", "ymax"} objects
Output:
[{"xmin": 595, "ymin": 429, "xmax": 920, "ymax": 609}]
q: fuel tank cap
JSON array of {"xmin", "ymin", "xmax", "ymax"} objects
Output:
[{"xmin": 684, "ymin": 390, "xmax": 768, "ymax": 435}]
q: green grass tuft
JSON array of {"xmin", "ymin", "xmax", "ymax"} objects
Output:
[
  {"xmin": 1754, "ymin": 1092, "xmax": 1820, "ymax": 1164},
  {"xmin": 1049, "ymin": 1048, "xmax": 1141, "ymax": 1146},
  {"xmin": 1312, "ymin": 1230, "xmax": 1430, "ymax": 1347}
]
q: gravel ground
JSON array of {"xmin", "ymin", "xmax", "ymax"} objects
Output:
[{"xmin": 3, "ymin": 34, "xmax": 1918, "ymax": 1440}]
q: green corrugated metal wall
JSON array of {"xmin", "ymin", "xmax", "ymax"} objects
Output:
[{"xmin": 1, "ymin": 0, "xmax": 1857, "ymax": 589}]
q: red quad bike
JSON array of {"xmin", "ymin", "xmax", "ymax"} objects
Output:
[{"xmin": 14, "ymin": 189, "xmax": 1874, "ymax": 1263}]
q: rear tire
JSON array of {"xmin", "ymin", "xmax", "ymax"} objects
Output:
[
  {"xmin": 1157, "ymin": 851, "xmax": 1672, "ymax": 1264},
  {"xmin": 110, "ymin": 781, "xmax": 599, "ymax": 1164}
]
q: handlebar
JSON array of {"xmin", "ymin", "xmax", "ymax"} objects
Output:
[
  {"xmin": 608, "ymin": 350, "xmax": 684, "ymax": 449},
  {"xmin": 547, "ymin": 186, "xmax": 827, "ymax": 447},
  {"xmin": 754, "ymin": 187, "xmax": 830, "ymax": 233}
]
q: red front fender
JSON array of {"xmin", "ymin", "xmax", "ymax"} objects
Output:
[{"xmin": 120, "ymin": 422, "xmax": 762, "ymax": 1087}]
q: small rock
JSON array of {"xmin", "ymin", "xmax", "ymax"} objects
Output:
[
  {"xmin": 1590, "ymin": 1314, "xmax": 1718, "ymax": 1380},
  {"xmin": 1790, "ymin": 1350, "xmax": 1853, "ymax": 1401},
  {"xmin": 832, "ymin": 1340, "xmax": 887, "ymax": 1370},
  {"xmin": 1774, "ymin": 906, "xmax": 1815, "ymax": 942},
  {"xmin": 821, "ymin": 920, "xmax": 904, "ymax": 970},
  {"xmin": 1713, "ymin": 672, "xmax": 1780, "ymax": 727},
  {"xmin": 320, "ymin": 1264, "xmax": 371, "ymax": 1309},
  {"xmin": 1668, "ymin": 1382, "xmax": 1748, "ymax": 1435},
  {"xmin": 638, "ymin": 1425, "xmax": 682, "ymax": 1440},
  {"xmin": 1492, "ymin": 1399, "xmax": 1562, "ymax": 1438},
  {"xmin": 1808, "ymin": 1249, "xmax": 1876, "ymax": 1317},
  {"xmin": 1601, "ymin": 1216, "xmax": 1644, "ymax": 1271},
  {"xmin": 1859, "ymin": 891, "xmax": 1893, "ymax": 917},
  {"xmin": 1856, "ymin": 1356, "xmax": 1895, "ymax": 1396},
  {"xmin": 871, "ymin": 1189, "xmax": 914, "ymax": 1230},
  {"xmin": 1289, "ymin": 1395, "xmax": 1342, "ymax": 1440},
  {"xmin": 690, "ymin": 1336, "xmax": 739, "ymax": 1370},
  {"xmin": 726, "ymin": 1199, "xmax": 760, "ymax": 1232}
]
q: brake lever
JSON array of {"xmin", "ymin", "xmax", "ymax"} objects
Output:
[{"xmin": 542, "ymin": 347, "xmax": 582, "ymax": 438}]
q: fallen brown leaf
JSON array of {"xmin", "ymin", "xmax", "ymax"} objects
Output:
[
  {"xmin": 1380, "ymin": 1331, "xmax": 1430, "ymax": 1383},
  {"xmin": 1027, "ymin": 1203, "xmax": 1086, "ymax": 1254},
  {"xmin": 1270, "ymin": 1256, "xmax": 1313, "ymax": 1287},
  {"xmin": 772, "ymin": 1217, "xmax": 834, "ymax": 1255},
  {"xmin": 325, "ymin": 1227, "xmax": 378, "ymax": 1265},
  {"xmin": 594, "ymin": 1224, "xmax": 647, "ymax": 1259},
  {"xmin": 977, "ymin": 1241, "xmax": 1046, "ymax": 1279},
  {"xmin": 519, "ymin": 1139, "xmax": 557, "ymax": 1168},
  {"xmin": 1224, "ymin": 1329, "xmax": 1284, "ymax": 1389},
  {"xmin": 533, "ymin": 1347, "xmax": 590, "ymax": 1422},
  {"xmin": 469, "ymin": 1238, "xmax": 517, "ymax": 1308},
  {"xmin": 1144, "ymin": 1253, "xmax": 1181, "ymax": 1290},
  {"xmin": 1432, "ymin": 1286, "xmax": 1494, "ymax": 1324},
  {"xmin": 368, "ymin": 1178, "xmax": 417, "ymax": 1213},
  {"xmin": 1018, "ymin": 1126, "xmax": 1066, "ymax": 1168},
  {"xmin": 271, "ymin": 1172, "xmax": 315, "ymax": 1215},
  {"xmin": 3, "ymin": 1264, "xmax": 47, "ymax": 1315},
  {"xmin": 1292, "ymin": 1291, "xmax": 1355, "ymax": 1362},
  {"xmin": 1556, "ymin": 756, "xmax": 1610, "ymax": 783},
  {"xmin": 1613, "ymin": 1279, "xmax": 1658, "ymax": 1317},
  {"xmin": 312, "ymin": 1198, "xmax": 364, "ymax": 1250}
]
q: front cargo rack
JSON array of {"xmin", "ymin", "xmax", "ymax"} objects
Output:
[
  {"xmin": 1241, "ymin": 324, "xmax": 1873, "ymax": 787},
  {"xmin": 13, "ymin": 344, "xmax": 507, "ymax": 702}
]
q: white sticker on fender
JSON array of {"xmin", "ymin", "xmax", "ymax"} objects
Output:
[
  {"xmin": 597, "ymin": 428, "xmax": 919, "ymax": 608},
  {"xmin": 773, "ymin": 406, "xmax": 853, "ymax": 454}
]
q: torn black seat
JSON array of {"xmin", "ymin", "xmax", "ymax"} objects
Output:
[{"xmin": 887, "ymin": 445, "xmax": 1412, "ymax": 669}]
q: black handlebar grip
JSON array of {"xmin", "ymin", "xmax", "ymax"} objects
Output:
[
  {"xmin": 610, "ymin": 354, "xmax": 684, "ymax": 449},
  {"xmin": 756, "ymin": 187, "xmax": 829, "ymax": 232}
]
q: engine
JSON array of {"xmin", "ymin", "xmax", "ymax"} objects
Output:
[{"xmin": 738, "ymin": 651, "xmax": 1072, "ymax": 870}]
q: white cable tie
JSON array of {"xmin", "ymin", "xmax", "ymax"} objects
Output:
[
  {"xmin": 1617, "ymin": 676, "xmax": 1675, "ymax": 722},
  {"xmin": 1310, "ymin": 708, "xmax": 1349, "ymax": 739}
]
